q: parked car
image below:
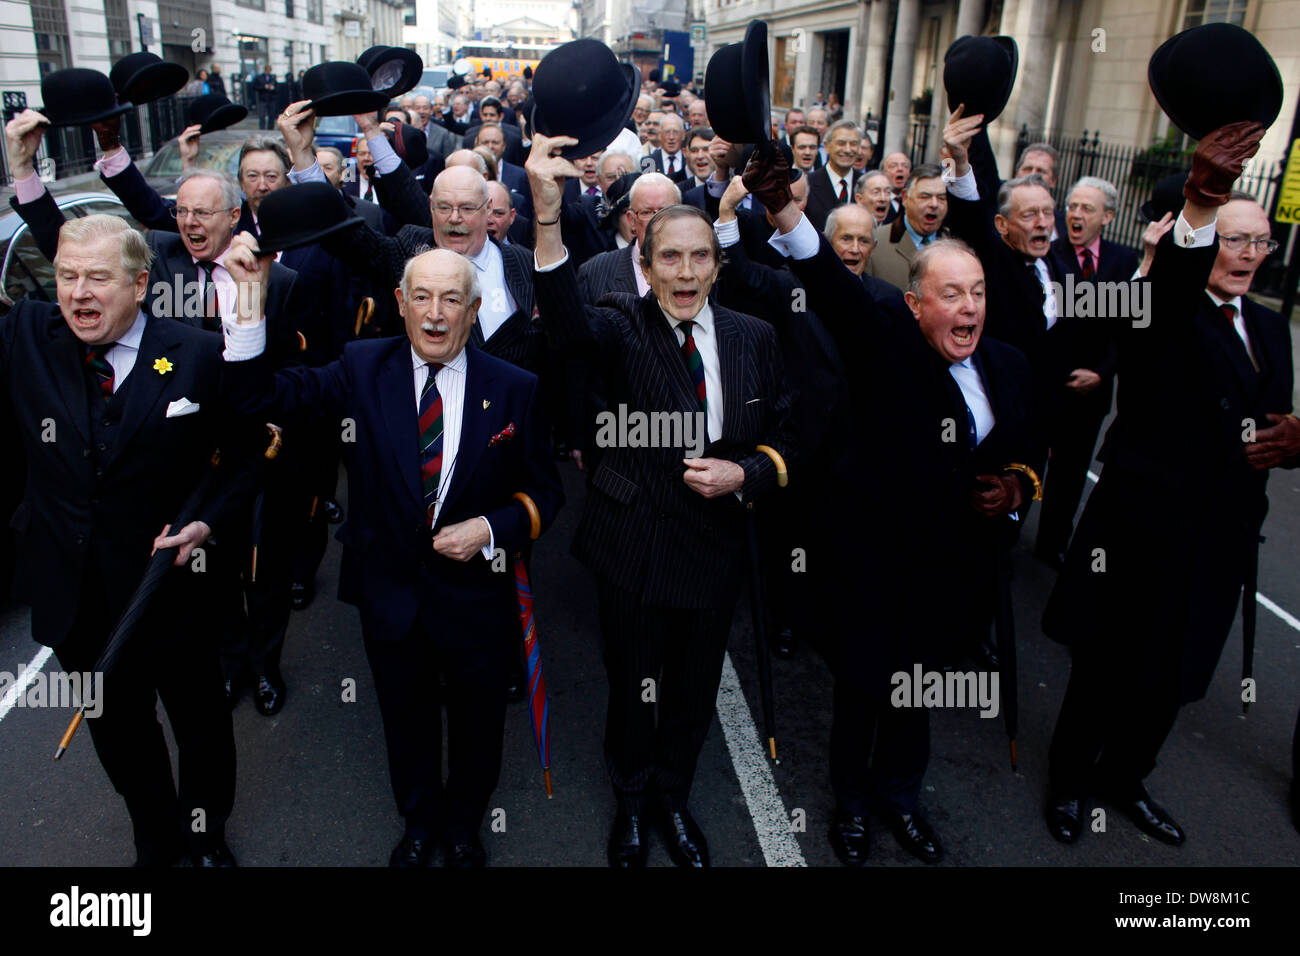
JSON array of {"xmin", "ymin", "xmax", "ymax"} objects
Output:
[
  {"xmin": 313, "ymin": 114, "xmax": 360, "ymax": 157},
  {"xmin": 0, "ymin": 192, "xmax": 141, "ymax": 315},
  {"xmin": 140, "ymin": 128, "xmax": 257, "ymax": 200}
]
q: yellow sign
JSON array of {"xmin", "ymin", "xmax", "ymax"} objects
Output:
[{"xmin": 1276, "ymin": 138, "xmax": 1300, "ymax": 225}]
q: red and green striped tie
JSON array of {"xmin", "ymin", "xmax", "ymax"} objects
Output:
[
  {"xmin": 679, "ymin": 321, "xmax": 706, "ymax": 414},
  {"xmin": 417, "ymin": 362, "xmax": 445, "ymax": 526},
  {"xmin": 84, "ymin": 345, "xmax": 114, "ymax": 403}
]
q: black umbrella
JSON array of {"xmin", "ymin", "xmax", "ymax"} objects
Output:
[
  {"xmin": 992, "ymin": 543, "xmax": 1019, "ymax": 771},
  {"xmin": 745, "ymin": 444, "xmax": 788, "ymax": 763}
]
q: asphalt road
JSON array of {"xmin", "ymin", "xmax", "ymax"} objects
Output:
[{"xmin": 2, "ymin": 426, "xmax": 1299, "ymax": 870}]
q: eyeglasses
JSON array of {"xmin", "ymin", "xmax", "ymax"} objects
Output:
[
  {"xmin": 169, "ymin": 206, "xmax": 229, "ymax": 220},
  {"xmin": 433, "ymin": 199, "xmax": 489, "ymax": 218},
  {"xmin": 632, "ymin": 208, "xmax": 664, "ymax": 222},
  {"xmin": 242, "ymin": 172, "xmax": 283, "ymax": 185},
  {"xmin": 1220, "ymin": 235, "xmax": 1279, "ymax": 254}
]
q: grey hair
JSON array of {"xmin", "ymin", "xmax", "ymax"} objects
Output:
[
  {"xmin": 826, "ymin": 119, "xmax": 860, "ymax": 141},
  {"xmin": 177, "ymin": 169, "xmax": 243, "ymax": 211},
  {"xmin": 907, "ymin": 237, "xmax": 981, "ymax": 295},
  {"xmin": 400, "ymin": 250, "xmax": 482, "ymax": 305},
  {"xmin": 599, "ymin": 151, "xmax": 638, "ymax": 178},
  {"xmin": 238, "ymin": 135, "xmax": 291, "ymax": 174},
  {"xmin": 823, "ymin": 204, "xmax": 878, "ymax": 242},
  {"xmin": 54, "ymin": 213, "xmax": 153, "ymax": 275},
  {"xmin": 628, "ymin": 172, "xmax": 681, "ymax": 207},
  {"xmin": 659, "ymin": 113, "xmax": 685, "ymax": 132},
  {"xmin": 1069, "ymin": 176, "xmax": 1118, "ymax": 213},
  {"xmin": 854, "ymin": 170, "xmax": 890, "ymax": 195},
  {"xmin": 996, "ymin": 173, "xmax": 1052, "ymax": 217},
  {"xmin": 315, "ymin": 145, "xmax": 345, "ymax": 168},
  {"xmin": 1016, "ymin": 142, "xmax": 1060, "ymax": 174}
]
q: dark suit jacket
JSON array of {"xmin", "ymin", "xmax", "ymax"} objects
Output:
[
  {"xmin": 649, "ymin": 149, "xmax": 689, "ymax": 184},
  {"xmin": 462, "ymin": 123, "xmax": 525, "ymax": 165},
  {"xmin": 559, "ymin": 193, "xmax": 617, "ymax": 268},
  {"xmin": 1045, "ymin": 234, "xmax": 1295, "ymax": 702},
  {"xmin": 534, "ymin": 259, "xmax": 795, "ymax": 609},
  {"xmin": 497, "ymin": 159, "xmax": 533, "ymax": 224},
  {"xmin": 578, "ymin": 244, "xmax": 638, "ymax": 304},
  {"xmin": 2, "ymin": 304, "xmax": 259, "ymax": 647},
  {"xmin": 222, "ymin": 339, "xmax": 562, "ymax": 645},
  {"xmin": 1048, "ymin": 235, "xmax": 1138, "ymax": 389},
  {"xmin": 804, "ymin": 166, "xmax": 859, "ymax": 232}
]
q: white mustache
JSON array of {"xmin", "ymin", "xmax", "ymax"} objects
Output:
[
  {"xmin": 421, "ymin": 321, "xmax": 449, "ymax": 333},
  {"xmin": 443, "ymin": 226, "xmax": 470, "ymax": 236}
]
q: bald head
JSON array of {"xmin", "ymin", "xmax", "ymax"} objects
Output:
[
  {"xmin": 445, "ymin": 149, "xmax": 489, "ymax": 176},
  {"xmin": 431, "ymin": 165, "xmax": 491, "ymax": 256}
]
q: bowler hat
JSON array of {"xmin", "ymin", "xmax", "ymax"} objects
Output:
[
  {"xmin": 357, "ymin": 45, "xmax": 423, "ymax": 99},
  {"xmin": 1148, "ymin": 23, "xmax": 1282, "ymax": 140},
  {"xmin": 255, "ymin": 181, "xmax": 363, "ymax": 256},
  {"xmin": 447, "ymin": 74, "xmax": 467, "ymax": 90},
  {"xmin": 660, "ymin": 80, "xmax": 681, "ymax": 98},
  {"xmin": 1140, "ymin": 172, "xmax": 1189, "ymax": 222},
  {"xmin": 37, "ymin": 68, "xmax": 133, "ymax": 128},
  {"xmin": 522, "ymin": 66, "xmax": 532, "ymax": 80},
  {"xmin": 597, "ymin": 171, "xmax": 640, "ymax": 224},
  {"xmin": 531, "ymin": 39, "xmax": 639, "ymax": 159},
  {"xmin": 704, "ymin": 21, "xmax": 770, "ymax": 146},
  {"xmin": 188, "ymin": 93, "xmax": 248, "ymax": 134},
  {"xmin": 303, "ymin": 62, "xmax": 390, "ymax": 117},
  {"xmin": 943, "ymin": 35, "xmax": 1018, "ymax": 122},
  {"xmin": 109, "ymin": 52, "xmax": 189, "ymax": 105}
]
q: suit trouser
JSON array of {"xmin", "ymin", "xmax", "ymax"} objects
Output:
[
  {"xmin": 1037, "ymin": 389, "xmax": 1109, "ymax": 555},
  {"xmin": 54, "ymin": 570, "xmax": 235, "ymax": 863},
  {"xmin": 830, "ymin": 680, "xmax": 930, "ymax": 816},
  {"xmin": 596, "ymin": 579, "xmax": 734, "ymax": 815},
  {"xmin": 1047, "ymin": 639, "xmax": 1181, "ymax": 798},
  {"xmin": 362, "ymin": 615, "xmax": 511, "ymax": 845},
  {"xmin": 289, "ymin": 417, "xmax": 340, "ymax": 589},
  {"xmin": 258, "ymin": 98, "xmax": 276, "ymax": 129}
]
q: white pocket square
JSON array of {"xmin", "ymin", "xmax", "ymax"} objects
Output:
[{"xmin": 166, "ymin": 398, "xmax": 200, "ymax": 418}]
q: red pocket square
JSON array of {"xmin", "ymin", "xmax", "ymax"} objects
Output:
[{"xmin": 488, "ymin": 422, "xmax": 517, "ymax": 446}]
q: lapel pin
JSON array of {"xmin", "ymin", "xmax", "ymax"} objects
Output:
[
  {"xmin": 483, "ymin": 399, "xmax": 491, "ymax": 410},
  {"xmin": 153, "ymin": 357, "xmax": 174, "ymax": 375}
]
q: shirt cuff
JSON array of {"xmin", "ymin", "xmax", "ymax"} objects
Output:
[
  {"xmin": 289, "ymin": 161, "xmax": 326, "ymax": 184},
  {"xmin": 1173, "ymin": 211, "xmax": 1216, "ymax": 248},
  {"xmin": 478, "ymin": 516, "xmax": 495, "ymax": 560},
  {"xmin": 221, "ymin": 317, "xmax": 268, "ymax": 361},
  {"xmin": 944, "ymin": 166, "xmax": 979, "ymax": 201},
  {"xmin": 714, "ymin": 217, "xmax": 740, "ymax": 249},
  {"xmin": 368, "ymin": 134, "xmax": 401, "ymax": 176},
  {"xmin": 767, "ymin": 214, "xmax": 819, "ymax": 260},
  {"xmin": 534, "ymin": 248, "xmax": 570, "ymax": 272},
  {"xmin": 13, "ymin": 171, "xmax": 46, "ymax": 204},
  {"xmin": 94, "ymin": 146, "xmax": 131, "ymax": 178}
]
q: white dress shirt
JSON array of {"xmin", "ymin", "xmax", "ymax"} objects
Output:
[
  {"xmin": 97, "ymin": 309, "xmax": 148, "ymax": 388},
  {"xmin": 948, "ymin": 356, "xmax": 995, "ymax": 444},
  {"xmin": 825, "ymin": 166, "xmax": 853, "ymax": 202},
  {"xmin": 660, "ymin": 150, "xmax": 684, "ymax": 177},
  {"xmin": 630, "ymin": 242, "xmax": 650, "ymax": 297},
  {"xmin": 468, "ymin": 240, "xmax": 518, "ymax": 339}
]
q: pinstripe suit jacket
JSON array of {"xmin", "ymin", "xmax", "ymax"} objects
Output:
[
  {"xmin": 578, "ymin": 244, "xmax": 638, "ymax": 304},
  {"xmin": 535, "ymin": 258, "xmax": 795, "ymax": 609}
]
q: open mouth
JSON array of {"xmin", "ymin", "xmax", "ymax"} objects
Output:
[
  {"xmin": 1228, "ymin": 269, "xmax": 1252, "ymax": 280},
  {"xmin": 922, "ymin": 213, "xmax": 938, "ymax": 227},
  {"xmin": 951, "ymin": 324, "xmax": 977, "ymax": 347},
  {"xmin": 421, "ymin": 321, "xmax": 450, "ymax": 345},
  {"xmin": 672, "ymin": 290, "xmax": 697, "ymax": 308},
  {"xmin": 186, "ymin": 233, "xmax": 208, "ymax": 251},
  {"xmin": 72, "ymin": 308, "xmax": 102, "ymax": 327}
]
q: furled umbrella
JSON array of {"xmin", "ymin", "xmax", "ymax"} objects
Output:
[
  {"xmin": 746, "ymin": 444, "xmax": 788, "ymax": 763},
  {"xmin": 511, "ymin": 491, "xmax": 552, "ymax": 797}
]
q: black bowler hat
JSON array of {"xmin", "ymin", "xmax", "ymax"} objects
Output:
[
  {"xmin": 943, "ymin": 35, "xmax": 1018, "ymax": 122},
  {"xmin": 37, "ymin": 68, "xmax": 133, "ymax": 128},
  {"xmin": 447, "ymin": 74, "xmax": 467, "ymax": 90},
  {"xmin": 255, "ymin": 181, "xmax": 362, "ymax": 256},
  {"xmin": 522, "ymin": 65, "xmax": 532, "ymax": 80},
  {"xmin": 188, "ymin": 93, "xmax": 247, "ymax": 134},
  {"xmin": 1140, "ymin": 172, "xmax": 1189, "ymax": 222},
  {"xmin": 357, "ymin": 45, "xmax": 423, "ymax": 99},
  {"xmin": 705, "ymin": 20, "xmax": 770, "ymax": 146},
  {"xmin": 597, "ymin": 171, "xmax": 640, "ymax": 224},
  {"xmin": 1148, "ymin": 23, "xmax": 1282, "ymax": 140},
  {"xmin": 531, "ymin": 39, "xmax": 639, "ymax": 159},
  {"xmin": 303, "ymin": 62, "xmax": 390, "ymax": 117},
  {"xmin": 660, "ymin": 79, "xmax": 681, "ymax": 98},
  {"xmin": 109, "ymin": 52, "xmax": 189, "ymax": 105}
]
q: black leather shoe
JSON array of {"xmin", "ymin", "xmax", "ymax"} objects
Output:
[
  {"xmin": 1109, "ymin": 787, "xmax": 1185, "ymax": 845},
  {"xmin": 1046, "ymin": 792, "xmax": 1084, "ymax": 843},
  {"xmin": 879, "ymin": 809, "xmax": 943, "ymax": 863},
  {"xmin": 192, "ymin": 842, "xmax": 237, "ymax": 867},
  {"xmin": 607, "ymin": 813, "xmax": 648, "ymax": 868},
  {"xmin": 828, "ymin": 810, "xmax": 868, "ymax": 866},
  {"xmin": 322, "ymin": 499, "xmax": 344, "ymax": 523},
  {"xmin": 254, "ymin": 673, "xmax": 285, "ymax": 716},
  {"xmin": 773, "ymin": 628, "xmax": 796, "ymax": 660},
  {"xmin": 446, "ymin": 838, "xmax": 486, "ymax": 868},
  {"xmin": 389, "ymin": 835, "xmax": 433, "ymax": 867},
  {"xmin": 506, "ymin": 668, "xmax": 526, "ymax": 703},
  {"xmin": 661, "ymin": 809, "xmax": 710, "ymax": 867},
  {"xmin": 290, "ymin": 582, "xmax": 313, "ymax": 610}
]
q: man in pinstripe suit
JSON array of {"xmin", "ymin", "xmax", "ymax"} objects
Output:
[{"xmin": 528, "ymin": 133, "xmax": 795, "ymax": 868}]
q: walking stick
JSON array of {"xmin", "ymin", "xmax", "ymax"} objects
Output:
[
  {"xmin": 512, "ymin": 491, "xmax": 552, "ymax": 796},
  {"xmin": 746, "ymin": 445, "xmax": 788, "ymax": 764},
  {"xmin": 353, "ymin": 296, "xmax": 375, "ymax": 338}
]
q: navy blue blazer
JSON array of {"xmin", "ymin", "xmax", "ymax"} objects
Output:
[{"xmin": 222, "ymin": 338, "xmax": 563, "ymax": 645}]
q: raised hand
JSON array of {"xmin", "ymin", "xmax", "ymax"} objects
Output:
[
  {"xmin": 941, "ymin": 104, "xmax": 984, "ymax": 179},
  {"xmin": 1184, "ymin": 120, "xmax": 1266, "ymax": 207},
  {"xmin": 3, "ymin": 109, "xmax": 49, "ymax": 179},
  {"xmin": 224, "ymin": 232, "xmax": 272, "ymax": 324},
  {"xmin": 178, "ymin": 124, "xmax": 202, "ymax": 170},
  {"xmin": 277, "ymin": 100, "xmax": 317, "ymax": 170}
]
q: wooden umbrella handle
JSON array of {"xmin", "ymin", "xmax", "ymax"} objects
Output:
[
  {"xmin": 755, "ymin": 444, "xmax": 788, "ymax": 488},
  {"xmin": 354, "ymin": 297, "xmax": 375, "ymax": 337},
  {"xmin": 512, "ymin": 491, "xmax": 541, "ymax": 540},
  {"xmin": 263, "ymin": 423, "xmax": 284, "ymax": 460}
]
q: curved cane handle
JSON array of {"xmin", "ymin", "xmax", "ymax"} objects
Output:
[
  {"xmin": 296, "ymin": 331, "xmax": 308, "ymax": 352},
  {"xmin": 755, "ymin": 444, "xmax": 788, "ymax": 488},
  {"xmin": 354, "ymin": 297, "xmax": 375, "ymax": 337},
  {"xmin": 512, "ymin": 491, "xmax": 541, "ymax": 540},
  {"xmin": 264, "ymin": 423, "xmax": 284, "ymax": 460}
]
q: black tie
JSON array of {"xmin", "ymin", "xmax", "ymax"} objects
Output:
[
  {"xmin": 666, "ymin": 155, "xmax": 675, "ymax": 176},
  {"xmin": 199, "ymin": 260, "xmax": 221, "ymax": 332}
]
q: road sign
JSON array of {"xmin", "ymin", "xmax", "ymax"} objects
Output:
[
  {"xmin": 690, "ymin": 24, "xmax": 706, "ymax": 47},
  {"xmin": 1274, "ymin": 138, "xmax": 1300, "ymax": 225}
]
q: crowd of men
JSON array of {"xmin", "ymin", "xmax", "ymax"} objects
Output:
[{"xmin": 2, "ymin": 42, "xmax": 1298, "ymax": 872}]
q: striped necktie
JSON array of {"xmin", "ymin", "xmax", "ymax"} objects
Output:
[
  {"xmin": 417, "ymin": 362, "xmax": 446, "ymax": 526},
  {"xmin": 679, "ymin": 321, "xmax": 706, "ymax": 413},
  {"xmin": 1079, "ymin": 247, "xmax": 1095, "ymax": 280},
  {"xmin": 84, "ymin": 344, "xmax": 114, "ymax": 403},
  {"xmin": 838, "ymin": 177, "xmax": 848, "ymax": 202}
]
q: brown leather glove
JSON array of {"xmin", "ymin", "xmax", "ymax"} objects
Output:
[
  {"xmin": 970, "ymin": 473, "xmax": 1024, "ymax": 517},
  {"xmin": 741, "ymin": 141, "xmax": 793, "ymax": 215},
  {"xmin": 91, "ymin": 115, "xmax": 123, "ymax": 153},
  {"xmin": 1183, "ymin": 120, "xmax": 1266, "ymax": 207}
]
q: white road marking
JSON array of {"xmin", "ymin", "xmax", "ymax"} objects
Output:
[
  {"xmin": 0, "ymin": 645, "xmax": 54, "ymax": 723},
  {"xmin": 715, "ymin": 651, "xmax": 806, "ymax": 867},
  {"xmin": 1084, "ymin": 469, "xmax": 1300, "ymax": 634}
]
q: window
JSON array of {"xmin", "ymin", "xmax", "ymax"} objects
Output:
[
  {"xmin": 307, "ymin": 0, "xmax": 323, "ymax": 24},
  {"xmin": 773, "ymin": 37, "xmax": 796, "ymax": 108},
  {"xmin": 286, "ymin": 0, "xmax": 294, "ymax": 17},
  {"xmin": 404, "ymin": 2, "xmax": 417, "ymax": 26},
  {"xmin": 236, "ymin": 0, "xmax": 266, "ymax": 9},
  {"xmin": 1181, "ymin": 0, "xmax": 1248, "ymax": 29}
]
